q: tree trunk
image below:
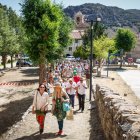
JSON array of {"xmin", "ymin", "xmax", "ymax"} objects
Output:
[
  {"xmin": 93, "ymin": 59, "xmax": 96, "ymax": 67},
  {"xmin": 39, "ymin": 46, "xmax": 47, "ymax": 84},
  {"xmin": 39, "ymin": 63, "xmax": 46, "ymax": 84},
  {"xmin": 2, "ymin": 54, "xmax": 7, "ymax": 69},
  {"xmin": 120, "ymin": 56, "xmax": 123, "ymax": 68},
  {"xmin": 97, "ymin": 59, "xmax": 102, "ymax": 77},
  {"xmin": 10, "ymin": 55, "xmax": 13, "ymax": 68}
]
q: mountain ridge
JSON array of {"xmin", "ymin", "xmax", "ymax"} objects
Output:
[{"xmin": 64, "ymin": 3, "xmax": 140, "ymax": 30}]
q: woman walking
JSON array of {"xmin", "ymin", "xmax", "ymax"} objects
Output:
[
  {"xmin": 32, "ymin": 84, "xmax": 49, "ymax": 134},
  {"xmin": 52, "ymin": 82, "xmax": 69, "ymax": 135}
]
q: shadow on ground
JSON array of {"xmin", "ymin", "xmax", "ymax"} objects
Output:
[
  {"xmin": 89, "ymin": 101, "xmax": 106, "ymax": 140},
  {"xmin": 104, "ymin": 67, "xmax": 127, "ymax": 72},
  {"xmin": 8, "ymin": 79, "xmax": 39, "ymax": 84},
  {"xmin": 14, "ymin": 132, "xmax": 67, "ymax": 140},
  {"xmin": 19, "ymin": 68, "xmax": 39, "ymax": 78},
  {"xmin": 0, "ymin": 96, "xmax": 33, "ymax": 136}
]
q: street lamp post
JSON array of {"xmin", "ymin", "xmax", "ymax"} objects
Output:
[
  {"xmin": 89, "ymin": 18, "xmax": 101, "ymax": 101},
  {"xmin": 89, "ymin": 20, "xmax": 93, "ymax": 101}
]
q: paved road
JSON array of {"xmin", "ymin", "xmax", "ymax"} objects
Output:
[{"xmin": 117, "ymin": 70, "xmax": 140, "ymax": 98}]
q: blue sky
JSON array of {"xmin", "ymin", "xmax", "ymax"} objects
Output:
[{"xmin": 0, "ymin": 0, "xmax": 140, "ymax": 15}]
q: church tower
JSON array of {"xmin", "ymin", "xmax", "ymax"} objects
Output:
[
  {"xmin": 74, "ymin": 11, "xmax": 85, "ymax": 25},
  {"xmin": 74, "ymin": 11, "xmax": 89, "ymax": 30}
]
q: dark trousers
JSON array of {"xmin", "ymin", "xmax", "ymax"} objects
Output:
[
  {"xmin": 58, "ymin": 120, "xmax": 63, "ymax": 131},
  {"xmin": 78, "ymin": 94, "xmax": 85, "ymax": 111},
  {"xmin": 68, "ymin": 94, "xmax": 75, "ymax": 108}
]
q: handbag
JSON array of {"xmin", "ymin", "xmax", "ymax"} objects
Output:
[
  {"xmin": 66, "ymin": 107, "xmax": 74, "ymax": 120},
  {"xmin": 35, "ymin": 110, "xmax": 46, "ymax": 115},
  {"xmin": 63, "ymin": 102, "xmax": 70, "ymax": 112}
]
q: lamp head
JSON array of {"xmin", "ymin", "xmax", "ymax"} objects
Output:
[{"xmin": 97, "ymin": 17, "xmax": 101, "ymax": 22}]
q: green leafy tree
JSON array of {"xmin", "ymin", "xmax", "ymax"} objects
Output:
[
  {"xmin": 0, "ymin": 8, "xmax": 14, "ymax": 69},
  {"xmin": 0, "ymin": 5, "xmax": 26, "ymax": 68},
  {"xmin": 8, "ymin": 32, "xmax": 20, "ymax": 68},
  {"xmin": 46, "ymin": 6, "xmax": 74, "ymax": 61},
  {"xmin": 115, "ymin": 28, "xmax": 137, "ymax": 68},
  {"xmin": 93, "ymin": 22, "xmax": 107, "ymax": 39},
  {"xmin": 73, "ymin": 46, "xmax": 89, "ymax": 59},
  {"xmin": 94, "ymin": 36, "xmax": 115, "ymax": 76},
  {"xmin": 58, "ymin": 14, "xmax": 73, "ymax": 50},
  {"xmin": 81, "ymin": 22, "xmax": 107, "ymax": 62},
  {"xmin": 21, "ymin": 0, "xmax": 70, "ymax": 83}
]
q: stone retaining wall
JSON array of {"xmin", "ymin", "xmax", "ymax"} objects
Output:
[{"xmin": 95, "ymin": 84, "xmax": 140, "ymax": 140}]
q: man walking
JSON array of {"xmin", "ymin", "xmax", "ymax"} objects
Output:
[
  {"xmin": 66, "ymin": 79, "xmax": 77, "ymax": 108},
  {"xmin": 77, "ymin": 77, "xmax": 87, "ymax": 112}
]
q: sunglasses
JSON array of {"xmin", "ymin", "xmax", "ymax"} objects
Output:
[{"xmin": 40, "ymin": 86, "xmax": 45, "ymax": 88}]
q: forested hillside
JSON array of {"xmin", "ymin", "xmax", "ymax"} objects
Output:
[{"xmin": 64, "ymin": 3, "xmax": 140, "ymax": 30}]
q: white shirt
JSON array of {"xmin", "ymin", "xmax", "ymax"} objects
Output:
[
  {"xmin": 46, "ymin": 83, "xmax": 54, "ymax": 93},
  {"xmin": 66, "ymin": 82, "xmax": 77, "ymax": 95},
  {"xmin": 33, "ymin": 91, "xmax": 49, "ymax": 111},
  {"xmin": 62, "ymin": 82, "xmax": 68, "ymax": 89},
  {"xmin": 77, "ymin": 66, "xmax": 83, "ymax": 73},
  {"xmin": 77, "ymin": 81, "xmax": 87, "ymax": 95}
]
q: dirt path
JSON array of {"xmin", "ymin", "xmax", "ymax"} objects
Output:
[
  {"xmin": 0, "ymin": 68, "xmax": 38, "ymax": 137},
  {"xmin": 1, "ymin": 95, "xmax": 105, "ymax": 140},
  {"xmin": 1, "ymin": 66, "xmax": 138, "ymax": 140},
  {"xmin": 0, "ymin": 67, "xmax": 105, "ymax": 140}
]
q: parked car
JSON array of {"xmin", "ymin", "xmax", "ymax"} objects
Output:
[
  {"xmin": 136, "ymin": 58, "xmax": 140, "ymax": 64},
  {"xmin": 16, "ymin": 57, "xmax": 32, "ymax": 67},
  {"xmin": 65, "ymin": 56, "xmax": 75, "ymax": 61},
  {"xmin": 75, "ymin": 57, "xmax": 80, "ymax": 61}
]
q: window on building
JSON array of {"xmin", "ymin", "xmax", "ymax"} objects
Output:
[
  {"xmin": 69, "ymin": 47, "xmax": 72, "ymax": 51},
  {"xmin": 76, "ymin": 17, "xmax": 80, "ymax": 24}
]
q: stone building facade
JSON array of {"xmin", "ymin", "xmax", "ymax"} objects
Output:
[
  {"xmin": 64, "ymin": 11, "xmax": 89, "ymax": 56},
  {"xmin": 65, "ymin": 12, "xmax": 140, "ymax": 60}
]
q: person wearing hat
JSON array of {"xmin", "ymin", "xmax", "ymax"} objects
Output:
[
  {"xmin": 77, "ymin": 77, "xmax": 87, "ymax": 112},
  {"xmin": 73, "ymin": 65, "xmax": 77, "ymax": 76},
  {"xmin": 52, "ymin": 82, "xmax": 69, "ymax": 136},
  {"xmin": 73, "ymin": 72, "xmax": 80, "ymax": 84}
]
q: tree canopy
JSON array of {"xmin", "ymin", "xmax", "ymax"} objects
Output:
[
  {"xmin": 0, "ymin": 4, "xmax": 26, "ymax": 68},
  {"xmin": 115, "ymin": 28, "xmax": 136, "ymax": 52},
  {"xmin": 21, "ymin": 0, "xmax": 73, "ymax": 83},
  {"xmin": 94, "ymin": 36, "xmax": 115, "ymax": 60}
]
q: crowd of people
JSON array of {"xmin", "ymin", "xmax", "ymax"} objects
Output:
[{"xmin": 32, "ymin": 61, "xmax": 90, "ymax": 135}]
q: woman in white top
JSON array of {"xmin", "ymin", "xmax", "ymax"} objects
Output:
[{"xmin": 32, "ymin": 84, "xmax": 49, "ymax": 134}]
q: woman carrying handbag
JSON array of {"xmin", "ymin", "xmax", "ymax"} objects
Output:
[
  {"xmin": 32, "ymin": 84, "xmax": 49, "ymax": 134},
  {"xmin": 52, "ymin": 82, "xmax": 69, "ymax": 136}
]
